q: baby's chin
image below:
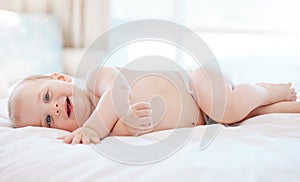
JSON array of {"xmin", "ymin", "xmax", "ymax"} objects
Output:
[
  {"xmin": 65, "ymin": 120, "xmax": 81, "ymax": 132},
  {"xmin": 72, "ymin": 114, "xmax": 89, "ymax": 129}
]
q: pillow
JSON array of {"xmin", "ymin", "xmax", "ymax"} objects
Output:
[
  {"xmin": 0, "ymin": 10, "xmax": 62, "ymax": 85},
  {"xmin": 0, "ymin": 98, "xmax": 13, "ymax": 127}
]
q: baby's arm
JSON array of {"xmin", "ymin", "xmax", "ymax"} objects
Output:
[
  {"xmin": 61, "ymin": 67, "xmax": 123, "ymax": 144},
  {"xmin": 60, "ymin": 66, "xmax": 153, "ymax": 144},
  {"xmin": 60, "ymin": 88, "xmax": 118, "ymax": 144}
]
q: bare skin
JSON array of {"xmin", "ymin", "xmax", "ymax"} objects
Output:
[
  {"xmin": 14, "ymin": 66, "xmax": 299, "ymax": 144},
  {"xmin": 190, "ymin": 68, "xmax": 297, "ymax": 124},
  {"xmin": 247, "ymin": 101, "xmax": 300, "ymax": 119},
  {"xmin": 60, "ymin": 66, "xmax": 298, "ymax": 144}
]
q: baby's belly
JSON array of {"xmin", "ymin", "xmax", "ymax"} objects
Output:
[{"xmin": 111, "ymin": 70, "xmax": 205, "ymax": 136}]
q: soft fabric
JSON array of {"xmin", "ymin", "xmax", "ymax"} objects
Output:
[{"xmin": 0, "ymin": 10, "xmax": 62, "ymax": 85}]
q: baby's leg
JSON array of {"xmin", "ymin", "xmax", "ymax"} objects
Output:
[
  {"xmin": 246, "ymin": 101, "xmax": 300, "ymax": 119},
  {"xmin": 190, "ymin": 67, "xmax": 297, "ymax": 124}
]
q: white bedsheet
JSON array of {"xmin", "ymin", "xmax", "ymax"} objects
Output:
[{"xmin": 0, "ymin": 111, "xmax": 300, "ymax": 182}]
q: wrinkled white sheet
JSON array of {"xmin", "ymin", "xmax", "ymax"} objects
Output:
[{"xmin": 0, "ymin": 112, "xmax": 300, "ymax": 182}]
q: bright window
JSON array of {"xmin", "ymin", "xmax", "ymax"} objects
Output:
[{"xmin": 109, "ymin": 0, "xmax": 300, "ymax": 83}]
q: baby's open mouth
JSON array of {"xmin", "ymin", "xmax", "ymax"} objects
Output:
[{"xmin": 66, "ymin": 97, "xmax": 71, "ymax": 118}]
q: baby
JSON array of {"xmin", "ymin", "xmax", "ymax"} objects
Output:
[{"xmin": 8, "ymin": 66, "xmax": 299, "ymax": 144}]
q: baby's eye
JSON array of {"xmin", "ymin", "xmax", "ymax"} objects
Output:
[
  {"xmin": 45, "ymin": 92, "xmax": 50, "ymax": 102},
  {"xmin": 46, "ymin": 115, "xmax": 51, "ymax": 127}
]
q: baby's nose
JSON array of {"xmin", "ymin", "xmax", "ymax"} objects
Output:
[{"xmin": 53, "ymin": 103, "xmax": 60, "ymax": 116}]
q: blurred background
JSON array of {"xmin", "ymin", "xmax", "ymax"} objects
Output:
[{"xmin": 0, "ymin": 0, "xmax": 299, "ymax": 98}]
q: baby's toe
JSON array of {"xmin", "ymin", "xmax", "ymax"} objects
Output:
[{"xmin": 290, "ymin": 95, "xmax": 297, "ymax": 101}]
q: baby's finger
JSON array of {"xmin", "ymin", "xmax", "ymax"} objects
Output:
[
  {"xmin": 63, "ymin": 135, "xmax": 74, "ymax": 144},
  {"xmin": 82, "ymin": 136, "xmax": 90, "ymax": 144},
  {"xmin": 131, "ymin": 102, "xmax": 151, "ymax": 110},
  {"xmin": 72, "ymin": 135, "xmax": 82, "ymax": 144},
  {"xmin": 134, "ymin": 109, "xmax": 152, "ymax": 117},
  {"xmin": 139, "ymin": 117, "xmax": 153, "ymax": 129},
  {"xmin": 56, "ymin": 135, "xmax": 67, "ymax": 140},
  {"xmin": 90, "ymin": 137, "xmax": 101, "ymax": 144}
]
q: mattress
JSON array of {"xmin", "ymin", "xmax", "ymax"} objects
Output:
[{"xmin": 0, "ymin": 98, "xmax": 299, "ymax": 182}]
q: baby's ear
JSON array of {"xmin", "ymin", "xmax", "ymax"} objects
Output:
[{"xmin": 50, "ymin": 73, "xmax": 73, "ymax": 82}]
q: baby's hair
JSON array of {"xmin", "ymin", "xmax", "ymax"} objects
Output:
[{"xmin": 8, "ymin": 75, "xmax": 53, "ymax": 126}]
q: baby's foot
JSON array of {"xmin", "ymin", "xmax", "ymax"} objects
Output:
[
  {"xmin": 256, "ymin": 83, "xmax": 297, "ymax": 104},
  {"xmin": 291, "ymin": 88, "xmax": 298, "ymax": 101}
]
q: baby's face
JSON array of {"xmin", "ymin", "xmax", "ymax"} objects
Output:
[{"xmin": 15, "ymin": 75, "xmax": 92, "ymax": 131}]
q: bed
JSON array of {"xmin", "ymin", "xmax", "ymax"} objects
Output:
[{"xmin": 0, "ymin": 97, "xmax": 300, "ymax": 181}]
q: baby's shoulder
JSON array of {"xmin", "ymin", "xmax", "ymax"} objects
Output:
[{"xmin": 85, "ymin": 66, "xmax": 119, "ymax": 95}]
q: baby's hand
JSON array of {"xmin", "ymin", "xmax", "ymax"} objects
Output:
[
  {"xmin": 122, "ymin": 101, "xmax": 153, "ymax": 131},
  {"xmin": 58, "ymin": 127, "xmax": 101, "ymax": 144}
]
